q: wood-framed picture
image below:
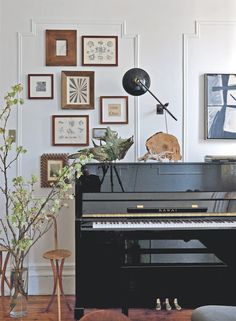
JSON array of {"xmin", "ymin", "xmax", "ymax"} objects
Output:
[
  {"xmin": 100, "ymin": 96, "xmax": 128, "ymax": 124},
  {"xmin": 82, "ymin": 36, "xmax": 118, "ymax": 66},
  {"xmin": 40, "ymin": 153, "xmax": 68, "ymax": 188},
  {"xmin": 205, "ymin": 73, "xmax": 236, "ymax": 139},
  {"xmin": 92, "ymin": 127, "xmax": 107, "ymax": 139},
  {"xmin": 61, "ymin": 70, "xmax": 94, "ymax": 109},
  {"xmin": 52, "ymin": 115, "xmax": 89, "ymax": 146},
  {"xmin": 46, "ymin": 30, "xmax": 77, "ymax": 66},
  {"xmin": 28, "ymin": 74, "xmax": 54, "ymax": 99}
]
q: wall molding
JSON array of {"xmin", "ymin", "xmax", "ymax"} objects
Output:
[
  {"xmin": 17, "ymin": 19, "xmax": 140, "ymax": 176},
  {"xmin": 183, "ymin": 20, "xmax": 236, "ymax": 161}
]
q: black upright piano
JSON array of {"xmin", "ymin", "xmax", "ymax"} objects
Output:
[{"xmin": 74, "ymin": 162, "xmax": 236, "ymax": 319}]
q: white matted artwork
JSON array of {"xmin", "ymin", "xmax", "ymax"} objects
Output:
[
  {"xmin": 52, "ymin": 115, "xmax": 89, "ymax": 146},
  {"xmin": 61, "ymin": 71, "xmax": 94, "ymax": 109},
  {"xmin": 28, "ymin": 74, "xmax": 54, "ymax": 99},
  {"xmin": 100, "ymin": 96, "xmax": 128, "ymax": 124},
  {"xmin": 82, "ymin": 36, "xmax": 118, "ymax": 66}
]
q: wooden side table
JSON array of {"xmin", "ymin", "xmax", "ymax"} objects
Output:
[{"xmin": 0, "ymin": 245, "xmax": 10, "ymax": 296}]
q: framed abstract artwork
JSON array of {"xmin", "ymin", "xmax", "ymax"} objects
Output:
[
  {"xmin": 205, "ymin": 73, "xmax": 236, "ymax": 139},
  {"xmin": 28, "ymin": 74, "xmax": 54, "ymax": 99},
  {"xmin": 61, "ymin": 70, "xmax": 94, "ymax": 109},
  {"xmin": 100, "ymin": 96, "xmax": 128, "ymax": 124},
  {"xmin": 82, "ymin": 36, "xmax": 118, "ymax": 66},
  {"xmin": 52, "ymin": 115, "xmax": 89, "ymax": 146},
  {"xmin": 40, "ymin": 153, "xmax": 68, "ymax": 187},
  {"xmin": 46, "ymin": 30, "xmax": 77, "ymax": 66}
]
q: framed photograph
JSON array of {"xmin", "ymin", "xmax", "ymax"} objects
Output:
[
  {"xmin": 52, "ymin": 115, "xmax": 89, "ymax": 146},
  {"xmin": 40, "ymin": 153, "xmax": 68, "ymax": 188},
  {"xmin": 61, "ymin": 70, "xmax": 94, "ymax": 109},
  {"xmin": 205, "ymin": 73, "xmax": 236, "ymax": 139},
  {"xmin": 28, "ymin": 74, "xmax": 54, "ymax": 99},
  {"xmin": 92, "ymin": 127, "xmax": 107, "ymax": 139},
  {"xmin": 100, "ymin": 96, "xmax": 128, "ymax": 124},
  {"xmin": 82, "ymin": 36, "xmax": 118, "ymax": 66},
  {"xmin": 46, "ymin": 30, "xmax": 77, "ymax": 66}
]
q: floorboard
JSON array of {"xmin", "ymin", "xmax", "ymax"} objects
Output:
[{"xmin": 0, "ymin": 296, "xmax": 193, "ymax": 321}]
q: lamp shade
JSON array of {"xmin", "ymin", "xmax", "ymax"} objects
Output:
[{"xmin": 122, "ymin": 68, "xmax": 151, "ymax": 96}]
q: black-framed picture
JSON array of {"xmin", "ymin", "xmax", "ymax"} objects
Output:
[
  {"xmin": 205, "ymin": 73, "xmax": 236, "ymax": 139},
  {"xmin": 61, "ymin": 71, "xmax": 94, "ymax": 109},
  {"xmin": 28, "ymin": 74, "xmax": 54, "ymax": 99},
  {"xmin": 52, "ymin": 115, "xmax": 89, "ymax": 146},
  {"xmin": 82, "ymin": 36, "xmax": 118, "ymax": 66}
]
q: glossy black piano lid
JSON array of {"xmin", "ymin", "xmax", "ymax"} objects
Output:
[{"xmin": 77, "ymin": 162, "xmax": 236, "ymax": 194}]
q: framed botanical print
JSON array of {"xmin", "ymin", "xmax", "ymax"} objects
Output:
[
  {"xmin": 46, "ymin": 30, "xmax": 77, "ymax": 66},
  {"xmin": 82, "ymin": 36, "xmax": 118, "ymax": 66},
  {"xmin": 205, "ymin": 73, "xmax": 236, "ymax": 139},
  {"xmin": 52, "ymin": 115, "xmax": 89, "ymax": 146},
  {"xmin": 100, "ymin": 96, "xmax": 128, "ymax": 124},
  {"xmin": 61, "ymin": 71, "xmax": 94, "ymax": 109},
  {"xmin": 40, "ymin": 153, "xmax": 68, "ymax": 187},
  {"xmin": 28, "ymin": 74, "xmax": 54, "ymax": 99}
]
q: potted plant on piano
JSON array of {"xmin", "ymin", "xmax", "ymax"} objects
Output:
[{"xmin": 0, "ymin": 85, "xmax": 91, "ymax": 318}]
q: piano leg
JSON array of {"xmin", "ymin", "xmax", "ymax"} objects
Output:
[
  {"xmin": 74, "ymin": 307, "xmax": 84, "ymax": 320},
  {"xmin": 122, "ymin": 307, "xmax": 129, "ymax": 316}
]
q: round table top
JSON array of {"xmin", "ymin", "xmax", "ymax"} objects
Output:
[{"xmin": 43, "ymin": 249, "xmax": 71, "ymax": 260}]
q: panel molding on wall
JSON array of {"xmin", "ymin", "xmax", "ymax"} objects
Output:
[{"xmin": 183, "ymin": 20, "xmax": 236, "ymax": 161}]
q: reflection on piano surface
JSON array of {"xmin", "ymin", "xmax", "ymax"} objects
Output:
[{"xmin": 74, "ymin": 163, "xmax": 236, "ymax": 319}]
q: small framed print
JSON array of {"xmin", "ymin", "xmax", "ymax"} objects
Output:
[
  {"xmin": 28, "ymin": 74, "xmax": 54, "ymax": 99},
  {"xmin": 52, "ymin": 115, "xmax": 89, "ymax": 146},
  {"xmin": 46, "ymin": 30, "xmax": 77, "ymax": 66},
  {"xmin": 40, "ymin": 153, "xmax": 68, "ymax": 188},
  {"xmin": 82, "ymin": 36, "xmax": 118, "ymax": 66},
  {"xmin": 100, "ymin": 96, "xmax": 128, "ymax": 124},
  {"xmin": 61, "ymin": 70, "xmax": 94, "ymax": 109},
  {"xmin": 92, "ymin": 127, "xmax": 107, "ymax": 139}
]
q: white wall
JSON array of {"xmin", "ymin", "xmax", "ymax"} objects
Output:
[{"xmin": 1, "ymin": 0, "xmax": 236, "ymax": 294}]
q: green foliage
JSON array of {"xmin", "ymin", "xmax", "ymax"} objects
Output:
[{"xmin": 0, "ymin": 85, "xmax": 91, "ymax": 271}]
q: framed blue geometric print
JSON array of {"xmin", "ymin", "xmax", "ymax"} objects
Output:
[{"xmin": 205, "ymin": 73, "xmax": 236, "ymax": 139}]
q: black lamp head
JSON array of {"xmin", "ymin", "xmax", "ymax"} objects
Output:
[{"xmin": 122, "ymin": 68, "xmax": 151, "ymax": 96}]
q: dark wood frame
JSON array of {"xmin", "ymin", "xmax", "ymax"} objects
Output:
[
  {"xmin": 52, "ymin": 115, "xmax": 89, "ymax": 146},
  {"xmin": 40, "ymin": 153, "xmax": 68, "ymax": 188},
  {"xmin": 92, "ymin": 127, "xmax": 107, "ymax": 139},
  {"xmin": 28, "ymin": 74, "xmax": 54, "ymax": 99},
  {"xmin": 82, "ymin": 36, "xmax": 118, "ymax": 66},
  {"xmin": 100, "ymin": 96, "xmax": 128, "ymax": 124},
  {"xmin": 61, "ymin": 70, "xmax": 94, "ymax": 109},
  {"xmin": 46, "ymin": 30, "xmax": 77, "ymax": 66}
]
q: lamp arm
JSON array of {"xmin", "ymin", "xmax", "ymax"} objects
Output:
[{"xmin": 137, "ymin": 79, "xmax": 177, "ymax": 121}]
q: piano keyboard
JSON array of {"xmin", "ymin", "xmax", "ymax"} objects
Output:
[{"xmin": 90, "ymin": 219, "xmax": 236, "ymax": 230}]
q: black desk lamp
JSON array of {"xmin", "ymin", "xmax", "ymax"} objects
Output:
[{"xmin": 122, "ymin": 68, "xmax": 177, "ymax": 121}]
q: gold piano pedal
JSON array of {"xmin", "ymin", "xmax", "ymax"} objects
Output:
[{"xmin": 155, "ymin": 298, "xmax": 161, "ymax": 310}]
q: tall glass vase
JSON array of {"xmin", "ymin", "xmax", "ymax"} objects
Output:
[{"xmin": 9, "ymin": 267, "xmax": 28, "ymax": 318}]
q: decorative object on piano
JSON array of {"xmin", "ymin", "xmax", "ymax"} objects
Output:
[
  {"xmin": 122, "ymin": 68, "xmax": 177, "ymax": 121},
  {"xmin": 46, "ymin": 30, "xmax": 77, "ymax": 66},
  {"xmin": 69, "ymin": 127, "xmax": 133, "ymax": 162},
  {"xmin": 40, "ymin": 153, "xmax": 68, "ymax": 187},
  {"xmin": 0, "ymin": 85, "xmax": 90, "ymax": 317},
  {"xmin": 61, "ymin": 71, "xmax": 94, "ymax": 109},
  {"xmin": 138, "ymin": 132, "xmax": 181, "ymax": 162},
  {"xmin": 204, "ymin": 155, "xmax": 236, "ymax": 162},
  {"xmin": 52, "ymin": 115, "xmax": 89, "ymax": 146},
  {"xmin": 100, "ymin": 96, "xmax": 128, "ymax": 124},
  {"xmin": 28, "ymin": 74, "xmax": 54, "ymax": 99},
  {"xmin": 82, "ymin": 36, "xmax": 118, "ymax": 66},
  {"xmin": 205, "ymin": 73, "xmax": 236, "ymax": 139}
]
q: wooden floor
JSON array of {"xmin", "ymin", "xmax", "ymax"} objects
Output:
[{"xmin": 0, "ymin": 296, "xmax": 193, "ymax": 321}]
